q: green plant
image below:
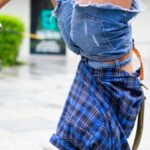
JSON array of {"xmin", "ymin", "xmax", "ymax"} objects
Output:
[{"xmin": 0, "ymin": 14, "xmax": 25, "ymax": 67}]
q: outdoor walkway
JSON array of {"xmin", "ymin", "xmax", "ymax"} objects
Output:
[{"xmin": 0, "ymin": 47, "xmax": 150, "ymax": 150}]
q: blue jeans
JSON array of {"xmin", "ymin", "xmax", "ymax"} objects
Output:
[{"xmin": 52, "ymin": 0, "xmax": 144, "ymax": 68}]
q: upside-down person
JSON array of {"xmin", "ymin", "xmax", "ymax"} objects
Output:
[{"xmin": 49, "ymin": 0, "xmax": 145, "ymax": 149}]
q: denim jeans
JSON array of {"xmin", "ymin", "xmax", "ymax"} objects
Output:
[{"xmin": 52, "ymin": 0, "xmax": 144, "ymax": 68}]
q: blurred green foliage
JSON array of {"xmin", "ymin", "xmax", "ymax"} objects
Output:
[{"xmin": 0, "ymin": 14, "xmax": 25, "ymax": 67}]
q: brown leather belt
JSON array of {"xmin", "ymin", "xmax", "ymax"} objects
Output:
[
  {"xmin": 107, "ymin": 47, "xmax": 144, "ymax": 80},
  {"xmin": 106, "ymin": 50, "xmax": 133, "ymax": 63}
]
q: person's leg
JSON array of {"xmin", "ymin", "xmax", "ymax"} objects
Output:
[
  {"xmin": 78, "ymin": 0, "xmax": 132, "ymax": 9},
  {"xmin": 51, "ymin": 0, "xmax": 57, "ymax": 7}
]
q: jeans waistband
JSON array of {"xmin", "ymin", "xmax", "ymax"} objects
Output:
[
  {"xmin": 81, "ymin": 49, "xmax": 133, "ymax": 68},
  {"xmin": 81, "ymin": 47, "xmax": 144, "ymax": 80}
]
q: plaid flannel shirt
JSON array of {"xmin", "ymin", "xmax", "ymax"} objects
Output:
[{"xmin": 50, "ymin": 59, "xmax": 144, "ymax": 150}]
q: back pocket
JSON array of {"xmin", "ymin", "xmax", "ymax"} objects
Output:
[{"xmin": 71, "ymin": 14, "xmax": 113, "ymax": 55}]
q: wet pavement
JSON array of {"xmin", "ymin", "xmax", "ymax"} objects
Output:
[{"xmin": 0, "ymin": 47, "xmax": 150, "ymax": 150}]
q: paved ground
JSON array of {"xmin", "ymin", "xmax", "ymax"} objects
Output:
[{"xmin": 0, "ymin": 45, "xmax": 150, "ymax": 150}]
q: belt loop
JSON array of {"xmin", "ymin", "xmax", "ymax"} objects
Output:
[
  {"xmin": 115, "ymin": 59, "xmax": 120, "ymax": 68},
  {"xmin": 132, "ymin": 39, "xmax": 135, "ymax": 48},
  {"xmin": 81, "ymin": 56, "xmax": 88, "ymax": 63}
]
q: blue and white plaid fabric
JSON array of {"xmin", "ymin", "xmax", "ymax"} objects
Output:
[{"xmin": 50, "ymin": 59, "xmax": 144, "ymax": 150}]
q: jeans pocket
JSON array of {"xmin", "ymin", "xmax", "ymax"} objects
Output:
[
  {"xmin": 71, "ymin": 14, "xmax": 113, "ymax": 55},
  {"xmin": 102, "ymin": 19, "xmax": 132, "ymax": 49}
]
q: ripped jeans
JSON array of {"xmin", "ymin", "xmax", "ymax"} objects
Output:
[{"xmin": 52, "ymin": 0, "xmax": 144, "ymax": 68}]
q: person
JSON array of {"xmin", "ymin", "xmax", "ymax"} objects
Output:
[
  {"xmin": 0, "ymin": 0, "xmax": 10, "ymax": 8},
  {"xmin": 0, "ymin": 0, "xmax": 10, "ymax": 31},
  {"xmin": 50, "ymin": 0, "xmax": 145, "ymax": 149}
]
